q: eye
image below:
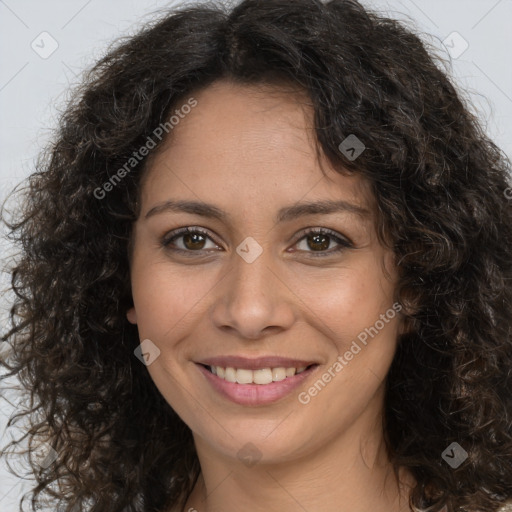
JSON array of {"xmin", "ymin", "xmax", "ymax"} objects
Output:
[
  {"xmin": 161, "ymin": 227, "xmax": 222, "ymax": 255},
  {"xmin": 161, "ymin": 226, "xmax": 353, "ymax": 258},
  {"xmin": 291, "ymin": 228, "xmax": 353, "ymax": 257}
]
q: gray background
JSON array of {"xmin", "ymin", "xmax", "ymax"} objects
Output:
[{"xmin": 1, "ymin": 0, "xmax": 511, "ymax": 509}]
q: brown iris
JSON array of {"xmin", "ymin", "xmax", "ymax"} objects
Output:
[
  {"xmin": 183, "ymin": 232, "xmax": 207, "ymax": 250},
  {"xmin": 307, "ymin": 233, "xmax": 330, "ymax": 251}
]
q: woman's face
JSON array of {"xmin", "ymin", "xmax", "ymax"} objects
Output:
[{"xmin": 127, "ymin": 80, "xmax": 401, "ymax": 465}]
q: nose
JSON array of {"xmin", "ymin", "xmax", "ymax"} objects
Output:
[{"xmin": 210, "ymin": 245, "xmax": 297, "ymax": 340}]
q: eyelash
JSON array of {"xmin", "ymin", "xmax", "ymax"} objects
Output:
[{"xmin": 160, "ymin": 226, "xmax": 353, "ymax": 258}]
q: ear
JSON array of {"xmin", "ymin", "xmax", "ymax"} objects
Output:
[{"xmin": 126, "ymin": 307, "xmax": 137, "ymax": 324}]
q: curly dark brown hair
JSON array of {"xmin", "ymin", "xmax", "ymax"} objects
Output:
[{"xmin": 1, "ymin": 0, "xmax": 512, "ymax": 511}]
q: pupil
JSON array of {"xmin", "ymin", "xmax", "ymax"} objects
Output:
[
  {"xmin": 309, "ymin": 234, "xmax": 329, "ymax": 251},
  {"xmin": 184, "ymin": 233, "xmax": 205, "ymax": 250}
]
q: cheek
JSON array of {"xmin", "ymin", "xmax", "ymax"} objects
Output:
[
  {"xmin": 292, "ymin": 256, "xmax": 396, "ymax": 346},
  {"xmin": 130, "ymin": 257, "xmax": 217, "ymax": 340},
  {"xmin": 295, "ymin": 260, "xmax": 399, "ymax": 431}
]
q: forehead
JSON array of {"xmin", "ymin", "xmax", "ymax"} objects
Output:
[{"xmin": 140, "ymin": 80, "xmax": 372, "ymax": 214}]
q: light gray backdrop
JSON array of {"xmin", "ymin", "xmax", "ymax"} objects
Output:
[{"xmin": 1, "ymin": 0, "xmax": 511, "ymax": 509}]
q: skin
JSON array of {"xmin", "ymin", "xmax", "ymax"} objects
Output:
[{"xmin": 127, "ymin": 79, "xmax": 415, "ymax": 512}]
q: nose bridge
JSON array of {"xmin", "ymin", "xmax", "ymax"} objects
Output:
[
  {"xmin": 232, "ymin": 240, "xmax": 274, "ymax": 297},
  {"xmin": 211, "ymin": 238, "xmax": 295, "ymax": 338}
]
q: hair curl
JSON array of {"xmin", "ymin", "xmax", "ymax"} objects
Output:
[{"xmin": 1, "ymin": 0, "xmax": 512, "ymax": 511}]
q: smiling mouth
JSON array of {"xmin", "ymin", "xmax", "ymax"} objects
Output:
[{"xmin": 200, "ymin": 364, "xmax": 318, "ymax": 385}]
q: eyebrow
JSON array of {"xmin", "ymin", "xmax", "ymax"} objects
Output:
[{"xmin": 144, "ymin": 198, "xmax": 370, "ymax": 223}]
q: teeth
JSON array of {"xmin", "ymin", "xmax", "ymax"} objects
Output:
[
  {"xmin": 253, "ymin": 368, "xmax": 273, "ymax": 384},
  {"xmin": 208, "ymin": 365, "xmax": 311, "ymax": 384},
  {"xmin": 272, "ymin": 367, "xmax": 286, "ymax": 381},
  {"xmin": 225, "ymin": 367, "xmax": 237, "ymax": 383},
  {"xmin": 236, "ymin": 368, "xmax": 253, "ymax": 384}
]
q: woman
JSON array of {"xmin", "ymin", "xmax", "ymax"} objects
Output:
[{"xmin": 1, "ymin": 0, "xmax": 511, "ymax": 511}]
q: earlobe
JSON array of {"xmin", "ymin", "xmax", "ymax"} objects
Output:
[{"xmin": 126, "ymin": 307, "xmax": 137, "ymax": 324}]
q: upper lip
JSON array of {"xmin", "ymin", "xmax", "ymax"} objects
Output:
[{"xmin": 197, "ymin": 356, "xmax": 319, "ymax": 370}]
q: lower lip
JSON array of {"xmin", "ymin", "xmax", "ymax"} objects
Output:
[{"xmin": 196, "ymin": 364, "xmax": 319, "ymax": 406}]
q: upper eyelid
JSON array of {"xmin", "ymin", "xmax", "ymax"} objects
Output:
[
  {"xmin": 292, "ymin": 227, "xmax": 353, "ymax": 245},
  {"xmin": 163, "ymin": 226, "xmax": 222, "ymax": 246}
]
